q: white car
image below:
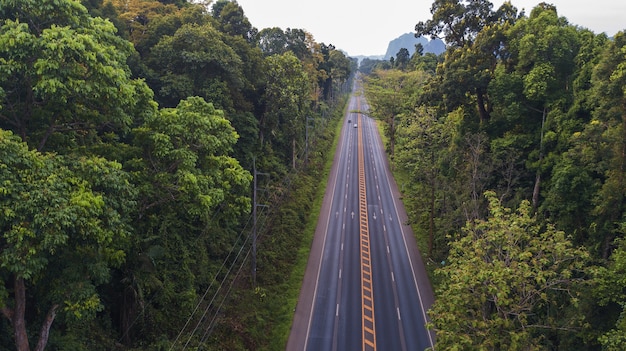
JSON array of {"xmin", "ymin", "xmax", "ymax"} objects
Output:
[{"xmin": 353, "ymin": 123, "xmax": 357, "ymax": 128}]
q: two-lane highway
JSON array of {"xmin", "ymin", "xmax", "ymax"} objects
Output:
[{"xmin": 287, "ymin": 80, "xmax": 435, "ymax": 351}]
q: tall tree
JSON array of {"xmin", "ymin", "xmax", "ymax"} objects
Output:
[
  {"xmin": 261, "ymin": 52, "xmax": 311, "ymax": 169},
  {"xmin": 211, "ymin": 0, "xmax": 257, "ymax": 43},
  {"xmin": 503, "ymin": 4, "xmax": 580, "ymax": 209},
  {"xmin": 585, "ymin": 31, "xmax": 626, "ymax": 257},
  {"xmin": 429, "ymin": 191, "xmax": 589, "ymax": 350},
  {"xmin": 395, "ymin": 105, "xmax": 455, "ymax": 257},
  {"xmin": 394, "ymin": 47, "xmax": 410, "ymax": 70},
  {"xmin": 0, "ymin": 0, "xmax": 156, "ymax": 152},
  {"xmin": 147, "ymin": 22, "xmax": 243, "ymax": 109},
  {"xmin": 123, "ymin": 96, "xmax": 251, "ymax": 340},
  {"xmin": 0, "ymin": 129, "xmax": 135, "ymax": 351},
  {"xmin": 415, "ymin": 0, "xmax": 499, "ymax": 48},
  {"xmin": 417, "ymin": 1, "xmax": 519, "ymax": 124}
]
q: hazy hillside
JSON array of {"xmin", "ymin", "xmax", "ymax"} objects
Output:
[{"xmin": 384, "ymin": 33, "xmax": 445, "ymax": 59}]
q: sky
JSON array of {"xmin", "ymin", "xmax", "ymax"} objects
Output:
[{"xmin": 232, "ymin": 0, "xmax": 626, "ymax": 57}]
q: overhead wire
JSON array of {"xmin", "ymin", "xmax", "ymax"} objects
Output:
[{"xmin": 165, "ymin": 107, "xmax": 337, "ymax": 348}]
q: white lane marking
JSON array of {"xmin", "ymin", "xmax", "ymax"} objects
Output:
[
  {"xmin": 397, "ymin": 308, "xmax": 401, "ymax": 321},
  {"xmin": 339, "ymin": 269, "xmax": 342, "ymax": 279},
  {"xmin": 303, "ymin": 98, "xmax": 350, "ymax": 350},
  {"xmin": 336, "ymin": 304, "xmax": 340, "ymax": 317},
  {"xmin": 391, "ymin": 271, "xmax": 395, "ymax": 281}
]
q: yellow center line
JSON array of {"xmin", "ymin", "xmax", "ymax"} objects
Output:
[{"xmin": 357, "ymin": 102, "xmax": 376, "ymax": 351}]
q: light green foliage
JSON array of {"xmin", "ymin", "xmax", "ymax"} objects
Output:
[
  {"xmin": 134, "ymin": 96, "xmax": 251, "ymax": 221},
  {"xmin": 429, "ymin": 191, "xmax": 589, "ymax": 350},
  {"xmin": 364, "ymin": 69, "xmax": 430, "ymax": 156},
  {"xmin": 125, "ymin": 97, "xmax": 252, "ymax": 344},
  {"xmin": 513, "ymin": 6, "xmax": 578, "ymax": 105},
  {"xmin": 595, "ymin": 231, "xmax": 626, "ymax": 350},
  {"xmin": 0, "ymin": 127, "xmax": 135, "ymax": 316},
  {"xmin": 0, "ymin": 0, "xmax": 156, "ymax": 151}
]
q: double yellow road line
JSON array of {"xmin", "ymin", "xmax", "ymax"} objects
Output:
[{"xmin": 357, "ymin": 104, "xmax": 376, "ymax": 351}]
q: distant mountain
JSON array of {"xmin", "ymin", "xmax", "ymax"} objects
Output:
[
  {"xmin": 352, "ymin": 55, "xmax": 385, "ymax": 63},
  {"xmin": 384, "ymin": 33, "xmax": 445, "ymax": 59}
]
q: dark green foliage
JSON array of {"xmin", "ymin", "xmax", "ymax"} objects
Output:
[
  {"xmin": 0, "ymin": 0, "xmax": 354, "ymax": 349},
  {"xmin": 363, "ymin": 1, "xmax": 626, "ymax": 349}
]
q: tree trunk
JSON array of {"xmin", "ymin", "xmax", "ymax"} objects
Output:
[
  {"xmin": 532, "ymin": 172, "xmax": 541, "ymax": 210},
  {"xmin": 34, "ymin": 304, "xmax": 58, "ymax": 351},
  {"xmin": 13, "ymin": 277, "xmax": 30, "ymax": 351},
  {"xmin": 476, "ymin": 89, "xmax": 490, "ymax": 124},
  {"xmin": 1, "ymin": 277, "xmax": 59, "ymax": 351},
  {"xmin": 532, "ymin": 108, "xmax": 547, "ymax": 211},
  {"xmin": 429, "ymin": 177, "xmax": 435, "ymax": 258},
  {"xmin": 292, "ymin": 138, "xmax": 296, "ymax": 169}
]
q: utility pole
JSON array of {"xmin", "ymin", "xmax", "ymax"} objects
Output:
[
  {"xmin": 305, "ymin": 116, "xmax": 314, "ymax": 162},
  {"xmin": 252, "ymin": 157, "xmax": 268, "ymax": 286}
]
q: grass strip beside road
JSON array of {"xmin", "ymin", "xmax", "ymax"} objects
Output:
[{"xmin": 267, "ymin": 100, "xmax": 348, "ymax": 350}]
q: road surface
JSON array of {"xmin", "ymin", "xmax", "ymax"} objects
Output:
[{"xmin": 287, "ymin": 80, "xmax": 436, "ymax": 351}]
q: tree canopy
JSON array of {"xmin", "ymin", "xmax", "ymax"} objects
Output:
[
  {"xmin": 363, "ymin": 1, "xmax": 626, "ymax": 348},
  {"xmin": 0, "ymin": 0, "xmax": 354, "ymax": 349}
]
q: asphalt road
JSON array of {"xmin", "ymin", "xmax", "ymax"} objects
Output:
[{"xmin": 287, "ymin": 80, "xmax": 436, "ymax": 351}]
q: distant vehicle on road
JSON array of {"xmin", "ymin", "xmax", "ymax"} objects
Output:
[{"xmin": 353, "ymin": 123, "xmax": 357, "ymax": 128}]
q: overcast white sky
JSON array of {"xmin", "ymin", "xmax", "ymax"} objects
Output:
[{"xmin": 232, "ymin": 0, "xmax": 626, "ymax": 57}]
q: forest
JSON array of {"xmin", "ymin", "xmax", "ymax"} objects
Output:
[
  {"xmin": 0, "ymin": 0, "xmax": 354, "ymax": 350},
  {"xmin": 363, "ymin": 1, "xmax": 626, "ymax": 350},
  {"xmin": 2, "ymin": 0, "xmax": 626, "ymax": 350}
]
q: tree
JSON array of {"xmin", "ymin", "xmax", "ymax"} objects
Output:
[
  {"xmin": 365, "ymin": 69, "xmax": 427, "ymax": 157},
  {"xmin": 0, "ymin": 0, "xmax": 156, "ymax": 152},
  {"xmin": 395, "ymin": 47, "xmax": 410, "ymax": 70},
  {"xmin": 261, "ymin": 52, "xmax": 311, "ymax": 169},
  {"xmin": 147, "ymin": 22, "xmax": 243, "ymax": 109},
  {"xmin": 0, "ymin": 129, "xmax": 135, "ymax": 351},
  {"xmin": 211, "ymin": 0, "xmax": 257, "ymax": 43},
  {"xmin": 119, "ymin": 97, "xmax": 251, "ymax": 341},
  {"xmin": 416, "ymin": 1, "xmax": 519, "ymax": 125},
  {"xmin": 429, "ymin": 191, "xmax": 589, "ymax": 350},
  {"xmin": 585, "ymin": 30, "xmax": 626, "ymax": 257},
  {"xmin": 415, "ymin": 0, "xmax": 500, "ymax": 48},
  {"xmin": 595, "ymin": 228, "xmax": 626, "ymax": 350},
  {"xmin": 395, "ymin": 105, "xmax": 455, "ymax": 257},
  {"xmin": 133, "ymin": 96, "xmax": 251, "ymax": 223}
]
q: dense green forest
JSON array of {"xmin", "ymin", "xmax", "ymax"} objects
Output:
[
  {"xmin": 363, "ymin": 1, "xmax": 626, "ymax": 350},
  {"xmin": 0, "ymin": 0, "xmax": 353, "ymax": 350},
  {"xmin": 3, "ymin": 0, "xmax": 626, "ymax": 350}
]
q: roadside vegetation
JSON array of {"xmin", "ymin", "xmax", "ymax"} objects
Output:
[
  {"xmin": 363, "ymin": 1, "xmax": 626, "ymax": 349},
  {"xmin": 3, "ymin": 0, "xmax": 626, "ymax": 350},
  {"xmin": 0, "ymin": 0, "xmax": 353, "ymax": 349}
]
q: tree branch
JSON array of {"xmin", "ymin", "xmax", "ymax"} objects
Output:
[{"xmin": 34, "ymin": 304, "xmax": 59, "ymax": 351}]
